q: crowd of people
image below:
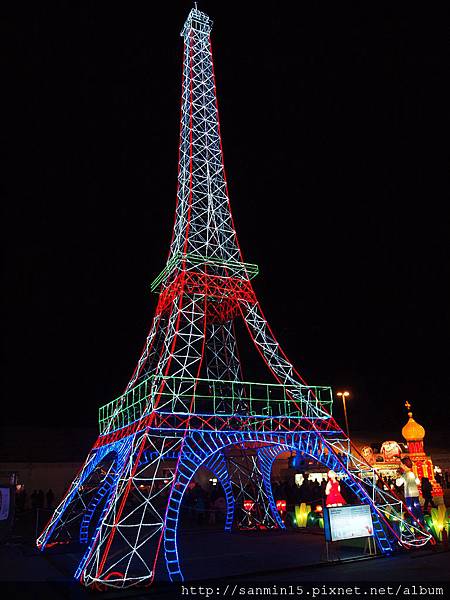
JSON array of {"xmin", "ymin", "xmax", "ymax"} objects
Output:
[
  {"xmin": 434, "ymin": 470, "xmax": 449, "ymax": 489},
  {"xmin": 182, "ymin": 482, "xmax": 228, "ymax": 525},
  {"xmin": 376, "ymin": 472, "xmax": 438, "ymax": 505},
  {"xmin": 179, "ymin": 461, "xmax": 445, "ymax": 527},
  {"xmin": 372, "ymin": 457, "xmax": 439, "ymax": 524},
  {"xmin": 15, "ymin": 488, "xmax": 55, "ymax": 512},
  {"xmin": 13, "ymin": 462, "xmax": 448, "ymax": 523},
  {"xmin": 179, "ymin": 477, "xmax": 336, "ymax": 526},
  {"xmin": 272, "ymin": 478, "xmax": 327, "ymax": 507}
]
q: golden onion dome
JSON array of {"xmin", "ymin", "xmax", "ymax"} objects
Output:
[{"xmin": 401, "ymin": 408, "xmax": 425, "ymax": 442}]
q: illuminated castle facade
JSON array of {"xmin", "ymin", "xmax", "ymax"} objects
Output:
[
  {"xmin": 401, "ymin": 402, "xmax": 443, "ymax": 500},
  {"xmin": 360, "ymin": 402, "xmax": 443, "ymax": 502}
]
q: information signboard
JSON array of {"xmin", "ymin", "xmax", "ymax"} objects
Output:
[
  {"xmin": 323, "ymin": 504, "xmax": 374, "ymax": 542},
  {"xmin": 0, "ymin": 487, "xmax": 10, "ymax": 521}
]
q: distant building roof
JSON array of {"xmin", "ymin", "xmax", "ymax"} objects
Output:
[{"xmin": 0, "ymin": 426, "xmax": 98, "ymax": 462}]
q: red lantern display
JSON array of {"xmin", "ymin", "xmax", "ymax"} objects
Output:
[{"xmin": 276, "ymin": 499, "xmax": 286, "ymax": 512}]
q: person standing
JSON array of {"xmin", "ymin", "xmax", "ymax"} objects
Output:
[
  {"xmin": 46, "ymin": 489, "xmax": 55, "ymax": 509},
  {"xmin": 396, "ymin": 458, "xmax": 422, "ymax": 522},
  {"xmin": 420, "ymin": 477, "xmax": 436, "ymax": 513},
  {"xmin": 37, "ymin": 489, "xmax": 45, "ymax": 509},
  {"xmin": 31, "ymin": 490, "xmax": 38, "ymax": 510}
]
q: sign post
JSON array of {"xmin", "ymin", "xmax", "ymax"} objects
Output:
[
  {"xmin": 0, "ymin": 485, "xmax": 14, "ymax": 544},
  {"xmin": 323, "ymin": 504, "xmax": 376, "ymax": 561},
  {"xmin": 0, "ymin": 487, "xmax": 11, "ymax": 521}
]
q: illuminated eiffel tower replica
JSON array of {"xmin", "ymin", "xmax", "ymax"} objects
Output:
[{"xmin": 37, "ymin": 7, "xmax": 432, "ymax": 589}]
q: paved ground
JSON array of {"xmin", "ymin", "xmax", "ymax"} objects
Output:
[{"xmin": 1, "ymin": 527, "xmax": 449, "ymax": 599}]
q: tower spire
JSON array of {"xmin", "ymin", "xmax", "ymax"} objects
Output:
[
  {"xmin": 181, "ymin": 5, "xmax": 213, "ymax": 37},
  {"xmin": 172, "ymin": 4, "xmax": 240, "ymax": 276}
]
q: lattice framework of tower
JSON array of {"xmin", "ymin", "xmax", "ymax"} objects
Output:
[{"xmin": 37, "ymin": 7, "xmax": 433, "ymax": 589}]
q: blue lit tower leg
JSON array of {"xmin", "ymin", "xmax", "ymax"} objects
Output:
[
  {"xmin": 79, "ymin": 463, "xmax": 120, "ymax": 544},
  {"xmin": 37, "ymin": 437, "xmax": 133, "ymax": 551},
  {"xmin": 163, "ymin": 432, "xmax": 230, "ymax": 581},
  {"xmin": 161, "ymin": 431, "xmax": 274, "ymax": 581},
  {"xmin": 78, "ymin": 431, "xmax": 185, "ymax": 588}
]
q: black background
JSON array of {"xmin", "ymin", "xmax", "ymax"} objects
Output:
[{"xmin": 3, "ymin": 1, "xmax": 448, "ymax": 439}]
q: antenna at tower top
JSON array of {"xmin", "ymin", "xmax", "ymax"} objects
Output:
[{"xmin": 181, "ymin": 4, "xmax": 213, "ymax": 37}]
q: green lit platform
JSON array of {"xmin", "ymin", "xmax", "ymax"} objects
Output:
[{"xmin": 98, "ymin": 375, "xmax": 333, "ymax": 436}]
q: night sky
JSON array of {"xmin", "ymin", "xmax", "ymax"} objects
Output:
[{"xmin": 4, "ymin": 2, "xmax": 448, "ymax": 439}]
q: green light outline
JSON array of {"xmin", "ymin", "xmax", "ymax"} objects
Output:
[
  {"xmin": 98, "ymin": 374, "xmax": 333, "ymax": 435},
  {"xmin": 150, "ymin": 252, "xmax": 259, "ymax": 292}
]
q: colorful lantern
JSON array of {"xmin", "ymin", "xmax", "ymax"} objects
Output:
[
  {"xmin": 294, "ymin": 503, "xmax": 311, "ymax": 527},
  {"xmin": 380, "ymin": 440, "xmax": 402, "ymax": 461},
  {"xmin": 424, "ymin": 505, "xmax": 450, "ymax": 542},
  {"xmin": 361, "ymin": 446, "xmax": 375, "ymax": 465},
  {"xmin": 306, "ymin": 510, "xmax": 324, "ymax": 529},
  {"xmin": 307, "ymin": 511, "xmax": 318, "ymax": 527}
]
